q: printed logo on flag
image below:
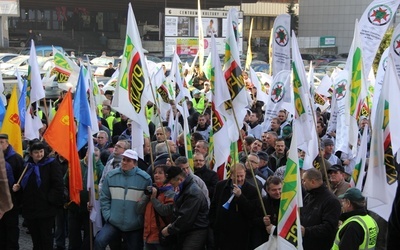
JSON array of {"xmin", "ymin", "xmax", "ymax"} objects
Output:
[
  {"xmin": 128, "ymin": 53, "xmax": 145, "ymax": 113},
  {"xmin": 382, "ymin": 56, "xmax": 388, "ymax": 71},
  {"xmin": 334, "ymin": 79, "xmax": 347, "ymax": 100},
  {"xmin": 9, "ymin": 113, "xmax": 20, "ymax": 125},
  {"xmin": 270, "ymin": 81, "xmax": 285, "ymax": 103},
  {"xmin": 61, "ymin": 115, "xmax": 70, "ymax": 125},
  {"xmin": 393, "ymin": 35, "xmax": 400, "ymax": 56},
  {"xmin": 211, "ymin": 104, "xmax": 224, "ymax": 133},
  {"xmin": 274, "ymin": 26, "xmax": 289, "ymax": 47},
  {"xmin": 368, "ymin": 5, "xmax": 392, "ymax": 26}
]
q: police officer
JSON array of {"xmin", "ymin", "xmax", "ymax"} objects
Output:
[{"xmin": 332, "ymin": 188, "xmax": 379, "ymax": 250}]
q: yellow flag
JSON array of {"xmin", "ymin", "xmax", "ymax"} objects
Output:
[
  {"xmin": 1, "ymin": 86, "xmax": 23, "ymax": 155},
  {"xmin": 245, "ymin": 18, "xmax": 253, "ymax": 71}
]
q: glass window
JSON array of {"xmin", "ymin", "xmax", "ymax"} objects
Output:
[
  {"xmin": 244, "ymin": 16, "xmax": 251, "ymax": 30},
  {"xmin": 256, "ymin": 16, "xmax": 263, "ymax": 30}
]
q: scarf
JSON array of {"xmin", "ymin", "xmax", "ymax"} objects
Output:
[
  {"xmin": 4, "ymin": 146, "xmax": 17, "ymax": 188},
  {"xmin": 21, "ymin": 157, "xmax": 55, "ymax": 189}
]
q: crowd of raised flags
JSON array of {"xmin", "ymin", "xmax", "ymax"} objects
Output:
[{"xmin": 0, "ymin": 0, "xmax": 400, "ymax": 249}]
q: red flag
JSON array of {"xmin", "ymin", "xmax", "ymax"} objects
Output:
[{"xmin": 43, "ymin": 91, "xmax": 82, "ymax": 204}]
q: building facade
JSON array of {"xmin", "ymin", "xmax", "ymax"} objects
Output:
[{"xmin": 297, "ymin": 0, "xmax": 399, "ymax": 54}]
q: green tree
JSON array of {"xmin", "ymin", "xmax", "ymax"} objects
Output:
[
  {"xmin": 373, "ymin": 27, "xmax": 393, "ymax": 74},
  {"xmin": 287, "ymin": 0, "xmax": 298, "ymax": 35}
]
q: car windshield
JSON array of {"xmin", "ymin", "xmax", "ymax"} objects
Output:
[
  {"xmin": 6, "ymin": 56, "xmax": 29, "ymax": 65},
  {"xmin": 90, "ymin": 57, "xmax": 114, "ymax": 66}
]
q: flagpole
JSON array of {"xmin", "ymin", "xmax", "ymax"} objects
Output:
[
  {"xmin": 15, "ymin": 163, "xmax": 29, "ymax": 186},
  {"xmin": 42, "ymin": 98, "xmax": 50, "ymax": 122},
  {"xmin": 88, "ymin": 187, "xmax": 93, "ymax": 250},
  {"xmin": 308, "ymin": 98, "xmax": 331, "ymax": 192},
  {"xmin": 230, "ymin": 101, "xmax": 267, "ymax": 216},
  {"xmin": 147, "ymin": 77, "xmax": 173, "ymax": 163}
]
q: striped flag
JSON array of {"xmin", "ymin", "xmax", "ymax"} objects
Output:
[
  {"xmin": 210, "ymin": 34, "xmax": 231, "ymax": 178},
  {"xmin": 363, "ymin": 55, "xmax": 398, "ymax": 221},
  {"xmin": 181, "ymin": 101, "xmax": 194, "ymax": 170},
  {"xmin": 277, "ymin": 121, "xmax": 303, "ymax": 249},
  {"xmin": 52, "ymin": 46, "xmax": 80, "ymax": 91},
  {"xmin": 350, "ymin": 124, "xmax": 369, "ymax": 189},
  {"xmin": 111, "ymin": 3, "xmax": 150, "ymax": 137},
  {"xmin": 223, "ymin": 8, "xmax": 249, "ymax": 143},
  {"xmin": 291, "ymin": 32, "xmax": 314, "ymax": 151}
]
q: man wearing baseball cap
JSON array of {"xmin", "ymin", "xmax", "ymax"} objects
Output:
[
  {"xmin": 95, "ymin": 149, "xmax": 152, "ymax": 249},
  {"xmin": 327, "ymin": 164, "xmax": 350, "ymax": 197},
  {"xmin": 332, "ymin": 188, "xmax": 379, "ymax": 250}
]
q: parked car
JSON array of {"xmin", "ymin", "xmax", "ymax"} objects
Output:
[
  {"xmin": 316, "ymin": 54, "xmax": 338, "ymax": 63},
  {"xmin": 251, "ymin": 60, "xmax": 270, "ymax": 73},
  {"xmin": 301, "ymin": 53, "xmax": 317, "ymax": 62},
  {"xmin": 1, "ymin": 55, "xmax": 31, "ymax": 77},
  {"xmin": 19, "ymin": 45, "xmax": 65, "ymax": 57},
  {"xmin": 0, "ymin": 53, "xmax": 19, "ymax": 64},
  {"xmin": 315, "ymin": 60, "xmax": 346, "ymax": 75}
]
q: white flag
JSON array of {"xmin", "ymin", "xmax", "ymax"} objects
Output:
[
  {"xmin": 111, "ymin": 3, "xmax": 150, "ymax": 137},
  {"xmin": 271, "ymin": 14, "xmax": 291, "ymax": 76},
  {"xmin": 358, "ymin": 0, "xmax": 399, "ymax": 75}
]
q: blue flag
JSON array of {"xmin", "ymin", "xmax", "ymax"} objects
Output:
[
  {"xmin": 73, "ymin": 66, "xmax": 92, "ymax": 150},
  {"xmin": 18, "ymin": 79, "xmax": 27, "ymax": 128},
  {"xmin": 0, "ymin": 98, "xmax": 5, "ymax": 127}
]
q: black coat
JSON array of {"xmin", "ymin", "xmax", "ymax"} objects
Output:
[
  {"xmin": 20, "ymin": 157, "xmax": 64, "ymax": 219},
  {"xmin": 300, "ymin": 184, "xmax": 341, "ymax": 250},
  {"xmin": 252, "ymin": 195, "xmax": 280, "ymax": 247},
  {"xmin": 210, "ymin": 179, "xmax": 258, "ymax": 250},
  {"xmin": 168, "ymin": 175, "xmax": 209, "ymax": 235},
  {"xmin": 4, "ymin": 145, "xmax": 24, "ymax": 206},
  {"xmin": 194, "ymin": 165, "xmax": 219, "ymax": 200}
]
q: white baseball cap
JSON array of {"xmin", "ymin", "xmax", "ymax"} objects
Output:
[{"xmin": 122, "ymin": 149, "xmax": 138, "ymax": 160}]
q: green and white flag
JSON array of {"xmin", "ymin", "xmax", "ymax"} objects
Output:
[{"xmin": 112, "ymin": 3, "xmax": 151, "ymax": 137}]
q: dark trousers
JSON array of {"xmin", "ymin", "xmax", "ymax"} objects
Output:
[
  {"xmin": 68, "ymin": 209, "xmax": 90, "ymax": 250},
  {"xmin": 94, "ymin": 222, "xmax": 143, "ymax": 250},
  {"xmin": 54, "ymin": 207, "xmax": 68, "ymax": 249},
  {"xmin": 26, "ymin": 216, "xmax": 55, "ymax": 250},
  {"xmin": 178, "ymin": 228, "xmax": 208, "ymax": 250},
  {"xmin": 0, "ymin": 208, "xmax": 20, "ymax": 250}
]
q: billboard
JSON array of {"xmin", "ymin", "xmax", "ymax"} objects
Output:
[
  {"xmin": 164, "ymin": 7, "xmax": 243, "ymax": 56},
  {"xmin": 0, "ymin": 0, "xmax": 19, "ymax": 16}
]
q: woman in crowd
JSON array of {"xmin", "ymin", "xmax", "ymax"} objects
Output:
[
  {"xmin": 143, "ymin": 164, "xmax": 175, "ymax": 250},
  {"xmin": 13, "ymin": 141, "xmax": 64, "ymax": 250}
]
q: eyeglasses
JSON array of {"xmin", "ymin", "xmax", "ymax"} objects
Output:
[{"xmin": 247, "ymin": 160, "xmax": 259, "ymax": 165}]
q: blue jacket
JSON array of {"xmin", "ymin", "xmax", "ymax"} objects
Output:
[{"xmin": 100, "ymin": 166, "xmax": 152, "ymax": 232}]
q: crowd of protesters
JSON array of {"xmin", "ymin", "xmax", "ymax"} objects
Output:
[{"xmin": 0, "ymin": 65, "xmax": 399, "ymax": 250}]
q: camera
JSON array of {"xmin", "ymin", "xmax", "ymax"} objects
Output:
[{"xmin": 144, "ymin": 186, "xmax": 153, "ymax": 196}]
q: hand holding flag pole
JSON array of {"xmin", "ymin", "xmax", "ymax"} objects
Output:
[
  {"xmin": 229, "ymin": 99, "xmax": 267, "ymax": 216},
  {"xmin": 12, "ymin": 163, "xmax": 29, "ymax": 192}
]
